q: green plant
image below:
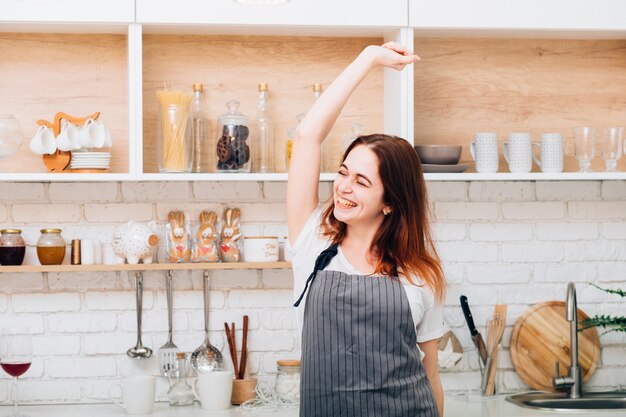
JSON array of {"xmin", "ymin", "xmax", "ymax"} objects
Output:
[{"xmin": 579, "ymin": 283, "xmax": 626, "ymax": 334}]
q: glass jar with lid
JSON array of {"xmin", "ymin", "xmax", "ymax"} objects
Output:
[
  {"xmin": 0, "ymin": 229, "xmax": 26, "ymax": 265},
  {"xmin": 36, "ymin": 229, "xmax": 66, "ymax": 265},
  {"xmin": 274, "ymin": 359, "xmax": 300, "ymax": 402},
  {"xmin": 216, "ymin": 100, "xmax": 250, "ymax": 172},
  {"xmin": 167, "ymin": 352, "xmax": 194, "ymax": 406}
]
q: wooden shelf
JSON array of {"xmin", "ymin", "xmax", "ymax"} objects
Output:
[
  {"xmin": 0, "ymin": 261, "xmax": 292, "ymax": 273},
  {"xmin": 423, "ymin": 172, "xmax": 626, "ymax": 181}
]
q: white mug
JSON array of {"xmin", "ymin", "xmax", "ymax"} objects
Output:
[
  {"xmin": 29, "ymin": 125, "xmax": 57, "ymax": 155},
  {"xmin": 93, "ymin": 239, "xmax": 103, "ymax": 264},
  {"xmin": 108, "ymin": 375, "xmax": 155, "ymax": 415},
  {"xmin": 80, "ymin": 239, "xmax": 95, "ymax": 265},
  {"xmin": 56, "ymin": 121, "xmax": 82, "ymax": 152},
  {"xmin": 503, "ymin": 132, "xmax": 532, "ymax": 173},
  {"xmin": 192, "ymin": 371, "xmax": 234, "ymax": 410},
  {"xmin": 533, "ymin": 133, "xmax": 563, "ymax": 173},
  {"xmin": 81, "ymin": 118, "xmax": 110, "ymax": 149},
  {"xmin": 470, "ymin": 132, "xmax": 499, "ymax": 173},
  {"xmin": 243, "ymin": 237, "xmax": 279, "ymax": 262}
]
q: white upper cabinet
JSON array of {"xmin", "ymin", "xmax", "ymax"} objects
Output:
[
  {"xmin": 0, "ymin": 0, "xmax": 134, "ymax": 23},
  {"xmin": 137, "ymin": 0, "xmax": 407, "ymax": 28},
  {"xmin": 410, "ymin": 0, "xmax": 626, "ymax": 34}
]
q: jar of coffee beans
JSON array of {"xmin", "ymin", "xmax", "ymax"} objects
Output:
[{"xmin": 216, "ymin": 100, "xmax": 250, "ymax": 173}]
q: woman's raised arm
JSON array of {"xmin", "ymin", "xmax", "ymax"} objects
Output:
[{"xmin": 287, "ymin": 43, "xmax": 419, "ymax": 244}]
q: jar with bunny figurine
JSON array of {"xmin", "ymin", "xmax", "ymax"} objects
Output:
[
  {"xmin": 219, "ymin": 207, "xmax": 242, "ymax": 262},
  {"xmin": 191, "ymin": 211, "xmax": 220, "ymax": 263},
  {"xmin": 166, "ymin": 211, "xmax": 191, "ymax": 263}
]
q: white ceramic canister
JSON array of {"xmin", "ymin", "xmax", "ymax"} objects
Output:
[{"xmin": 243, "ymin": 236, "xmax": 279, "ymax": 262}]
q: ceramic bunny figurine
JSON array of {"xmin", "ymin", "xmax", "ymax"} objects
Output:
[
  {"xmin": 192, "ymin": 210, "xmax": 220, "ymax": 262},
  {"xmin": 167, "ymin": 210, "xmax": 191, "ymax": 263},
  {"xmin": 220, "ymin": 207, "xmax": 242, "ymax": 262},
  {"xmin": 112, "ymin": 221, "xmax": 158, "ymax": 264}
]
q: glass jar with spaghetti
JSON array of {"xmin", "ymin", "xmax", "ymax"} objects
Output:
[
  {"xmin": 156, "ymin": 88, "xmax": 193, "ymax": 173},
  {"xmin": 216, "ymin": 100, "xmax": 251, "ymax": 173}
]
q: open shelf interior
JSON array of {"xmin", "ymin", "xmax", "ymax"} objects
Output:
[
  {"xmin": 141, "ymin": 34, "xmax": 385, "ymax": 174},
  {"xmin": 413, "ymin": 36, "xmax": 626, "ymax": 173},
  {"xmin": 0, "ymin": 32, "xmax": 129, "ymax": 174}
]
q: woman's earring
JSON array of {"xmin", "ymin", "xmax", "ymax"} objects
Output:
[{"xmin": 383, "ymin": 207, "xmax": 391, "ymax": 216}]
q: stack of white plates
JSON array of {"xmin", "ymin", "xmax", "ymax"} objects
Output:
[{"xmin": 70, "ymin": 152, "xmax": 111, "ymax": 170}]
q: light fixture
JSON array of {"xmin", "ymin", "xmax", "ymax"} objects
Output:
[{"xmin": 234, "ymin": 0, "xmax": 290, "ymax": 4}]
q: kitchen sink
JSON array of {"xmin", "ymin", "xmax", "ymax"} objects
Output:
[{"xmin": 507, "ymin": 391, "xmax": 626, "ymax": 412}]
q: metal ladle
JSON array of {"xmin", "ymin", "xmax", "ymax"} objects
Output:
[
  {"xmin": 127, "ymin": 272, "xmax": 153, "ymax": 359},
  {"xmin": 190, "ymin": 271, "xmax": 222, "ymax": 371}
]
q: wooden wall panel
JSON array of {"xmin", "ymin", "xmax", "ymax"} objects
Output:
[
  {"xmin": 413, "ymin": 38, "xmax": 626, "ymax": 172},
  {"xmin": 0, "ymin": 33, "xmax": 129, "ymax": 173},
  {"xmin": 142, "ymin": 35, "xmax": 384, "ymax": 173}
]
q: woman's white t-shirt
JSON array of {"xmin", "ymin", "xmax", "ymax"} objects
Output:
[{"xmin": 292, "ymin": 206, "xmax": 445, "ymax": 354}]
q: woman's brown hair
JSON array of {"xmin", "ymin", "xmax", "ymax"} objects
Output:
[{"xmin": 320, "ymin": 134, "xmax": 446, "ymax": 302}]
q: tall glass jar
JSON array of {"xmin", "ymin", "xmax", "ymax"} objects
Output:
[
  {"xmin": 216, "ymin": 100, "xmax": 250, "ymax": 173},
  {"xmin": 253, "ymin": 83, "xmax": 275, "ymax": 172},
  {"xmin": 156, "ymin": 89, "xmax": 193, "ymax": 173},
  {"xmin": 36, "ymin": 229, "xmax": 66, "ymax": 265},
  {"xmin": 0, "ymin": 229, "xmax": 26, "ymax": 266},
  {"xmin": 191, "ymin": 83, "xmax": 213, "ymax": 173},
  {"xmin": 274, "ymin": 360, "xmax": 300, "ymax": 402}
]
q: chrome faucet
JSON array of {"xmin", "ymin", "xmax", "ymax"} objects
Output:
[{"xmin": 553, "ymin": 282, "xmax": 583, "ymax": 398}]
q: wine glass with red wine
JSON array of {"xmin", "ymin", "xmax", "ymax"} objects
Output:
[{"xmin": 0, "ymin": 328, "xmax": 32, "ymax": 417}]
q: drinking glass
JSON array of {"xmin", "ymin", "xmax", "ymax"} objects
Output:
[
  {"xmin": 570, "ymin": 127, "xmax": 596, "ymax": 172},
  {"xmin": 599, "ymin": 127, "xmax": 624, "ymax": 172},
  {"xmin": 0, "ymin": 328, "xmax": 33, "ymax": 417}
]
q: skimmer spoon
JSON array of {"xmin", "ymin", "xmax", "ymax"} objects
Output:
[{"xmin": 190, "ymin": 271, "xmax": 222, "ymax": 371}]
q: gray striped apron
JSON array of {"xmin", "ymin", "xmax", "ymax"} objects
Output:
[{"xmin": 294, "ymin": 245, "xmax": 439, "ymax": 417}]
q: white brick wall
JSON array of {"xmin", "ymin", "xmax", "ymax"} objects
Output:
[{"xmin": 0, "ymin": 180, "xmax": 624, "ymax": 403}]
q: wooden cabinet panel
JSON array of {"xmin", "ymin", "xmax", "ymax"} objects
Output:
[
  {"xmin": 0, "ymin": 33, "xmax": 130, "ymax": 174},
  {"xmin": 141, "ymin": 34, "xmax": 384, "ymax": 174},
  {"xmin": 413, "ymin": 37, "xmax": 626, "ymax": 173}
]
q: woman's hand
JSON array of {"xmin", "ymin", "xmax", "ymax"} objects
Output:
[{"xmin": 363, "ymin": 42, "xmax": 420, "ymax": 71}]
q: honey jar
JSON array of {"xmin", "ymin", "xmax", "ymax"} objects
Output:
[{"xmin": 36, "ymin": 229, "xmax": 66, "ymax": 265}]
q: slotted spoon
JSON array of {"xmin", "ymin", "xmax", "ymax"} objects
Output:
[
  {"xmin": 190, "ymin": 271, "xmax": 223, "ymax": 372},
  {"xmin": 158, "ymin": 270, "xmax": 178, "ymax": 375}
]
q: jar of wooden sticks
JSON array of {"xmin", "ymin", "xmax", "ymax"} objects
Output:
[{"xmin": 224, "ymin": 315, "xmax": 256, "ymax": 405}]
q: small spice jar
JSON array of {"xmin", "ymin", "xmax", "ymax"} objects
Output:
[
  {"xmin": 36, "ymin": 229, "xmax": 66, "ymax": 265},
  {"xmin": 274, "ymin": 359, "xmax": 301, "ymax": 402},
  {"xmin": 0, "ymin": 229, "xmax": 26, "ymax": 266}
]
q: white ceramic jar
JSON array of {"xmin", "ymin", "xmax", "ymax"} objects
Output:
[{"xmin": 243, "ymin": 236, "xmax": 279, "ymax": 262}]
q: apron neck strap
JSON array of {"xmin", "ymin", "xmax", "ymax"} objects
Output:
[{"xmin": 293, "ymin": 244, "xmax": 338, "ymax": 307}]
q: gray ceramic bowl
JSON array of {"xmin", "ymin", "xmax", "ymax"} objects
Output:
[{"xmin": 414, "ymin": 145, "xmax": 462, "ymax": 165}]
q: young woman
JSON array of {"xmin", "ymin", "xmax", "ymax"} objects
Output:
[{"xmin": 287, "ymin": 43, "xmax": 446, "ymax": 417}]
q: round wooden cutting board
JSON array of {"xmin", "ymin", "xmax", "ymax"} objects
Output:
[{"xmin": 510, "ymin": 301, "xmax": 600, "ymax": 391}]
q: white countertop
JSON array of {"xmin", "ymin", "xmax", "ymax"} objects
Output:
[{"xmin": 2, "ymin": 395, "xmax": 624, "ymax": 417}]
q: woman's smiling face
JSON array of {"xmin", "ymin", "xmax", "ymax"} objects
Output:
[{"xmin": 333, "ymin": 145, "xmax": 387, "ymax": 226}]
